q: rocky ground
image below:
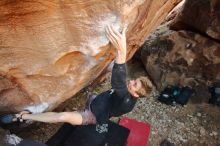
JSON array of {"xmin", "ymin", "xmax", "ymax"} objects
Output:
[
  {"xmin": 8, "ymin": 59, "xmax": 220, "ymax": 146},
  {"xmin": 126, "ymin": 93, "xmax": 220, "ymax": 146}
]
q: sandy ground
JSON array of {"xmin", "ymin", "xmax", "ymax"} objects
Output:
[{"xmin": 9, "ymin": 59, "xmax": 220, "ymax": 146}]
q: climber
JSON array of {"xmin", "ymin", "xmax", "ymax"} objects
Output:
[
  {"xmin": 1, "ymin": 25, "xmax": 153, "ymax": 131},
  {"xmin": 14, "ymin": 25, "xmax": 153, "ymax": 126}
]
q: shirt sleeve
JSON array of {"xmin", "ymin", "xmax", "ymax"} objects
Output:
[
  {"xmin": 79, "ymin": 109, "xmax": 97, "ymax": 125},
  {"xmin": 111, "ymin": 63, "xmax": 129, "ymax": 97}
]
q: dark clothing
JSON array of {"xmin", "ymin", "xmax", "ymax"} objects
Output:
[
  {"xmin": 90, "ymin": 63, "xmax": 137, "ymax": 124},
  {"xmin": 16, "ymin": 139, "xmax": 47, "ymax": 146},
  {"xmin": 46, "ymin": 122, "xmax": 130, "ymax": 146}
]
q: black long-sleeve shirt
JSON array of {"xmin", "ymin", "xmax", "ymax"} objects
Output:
[{"xmin": 90, "ymin": 63, "xmax": 137, "ymax": 124}]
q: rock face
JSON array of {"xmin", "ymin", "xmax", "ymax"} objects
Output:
[
  {"xmin": 0, "ymin": 0, "xmax": 181, "ymax": 112},
  {"xmin": 140, "ymin": 0, "xmax": 220, "ymax": 102},
  {"xmin": 170, "ymin": 0, "xmax": 220, "ymax": 41},
  {"xmin": 141, "ymin": 31, "xmax": 220, "ymax": 93},
  {"xmin": 141, "ymin": 31, "xmax": 220, "ymax": 102}
]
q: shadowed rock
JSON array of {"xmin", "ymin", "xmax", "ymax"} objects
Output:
[
  {"xmin": 141, "ymin": 30, "xmax": 220, "ymax": 102},
  {"xmin": 170, "ymin": 0, "xmax": 220, "ymax": 41}
]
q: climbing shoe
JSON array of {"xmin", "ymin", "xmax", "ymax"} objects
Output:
[{"xmin": 0, "ymin": 114, "xmax": 17, "ymax": 124}]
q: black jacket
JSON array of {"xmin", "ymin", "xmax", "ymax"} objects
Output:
[{"xmin": 90, "ymin": 63, "xmax": 136, "ymax": 124}]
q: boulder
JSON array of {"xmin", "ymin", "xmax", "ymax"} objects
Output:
[
  {"xmin": 140, "ymin": 31, "xmax": 220, "ymax": 101},
  {"xmin": 0, "ymin": 0, "xmax": 181, "ymax": 112},
  {"xmin": 170, "ymin": 0, "xmax": 220, "ymax": 41}
]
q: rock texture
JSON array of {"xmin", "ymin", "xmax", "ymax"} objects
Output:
[
  {"xmin": 170, "ymin": 0, "xmax": 220, "ymax": 41},
  {"xmin": 0, "ymin": 128, "xmax": 7, "ymax": 146},
  {"xmin": 140, "ymin": 0, "xmax": 220, "ymax": 102},
  {"xmin": 0, "ymin": 0, "xmax": 181, "ymax": 112},
  {"xmin": 141, "ymin": 30, "xmax": 220, "ymax": 94},
  {"xmin": 141, "ymin": 31, "xmax": 220, "ymax": 90}
]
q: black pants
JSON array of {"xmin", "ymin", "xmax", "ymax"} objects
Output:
[
  {"xmin": 46, "ymin": 123, "xmax": 77, "ymax": 146},
  {"xmin": 46, "ymin": 122, "xmax": 130, "ymax": 146},
  {"xmin": 46, "ymin": 123, "xmax": 107, "ymax": 146}
]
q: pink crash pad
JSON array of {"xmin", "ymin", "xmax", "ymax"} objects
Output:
[{"xmin": 119, "ymin": 117, "xmax": 151, "ymax": 146}]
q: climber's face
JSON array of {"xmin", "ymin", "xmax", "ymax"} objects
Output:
[{"xmin": 127, "ymin": 79, "xmax": 142, "ymax": 98}]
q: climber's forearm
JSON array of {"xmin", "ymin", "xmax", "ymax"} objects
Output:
[
  {"xmin": 115, "ymin": 51, "xmax": 126, "ymax": 64},
  {"xmin": 22, "ymin": 112, "xmax": 83, "ymax": 125},
  {"xmin": 22, "ymin": 112, "xmax": 62, "ymax": 123}
]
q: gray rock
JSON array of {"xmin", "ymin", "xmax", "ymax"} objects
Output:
[{"xmin": 200, "ymin": 127, "xmax": 206, "ymax": 136}]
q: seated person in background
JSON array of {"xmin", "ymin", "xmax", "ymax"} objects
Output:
[{"xmin": 11, "ymin": 25, "xmax": 153, "ymax": 132}]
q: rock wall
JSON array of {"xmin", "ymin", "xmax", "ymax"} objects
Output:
[
  {"xmin": 170, "ymin": 0, "xmax": 220, "ymax": 41},
  {"xmin": 0, "ymin": 0, "xmax": 181, "ymax": 112},
  {"xmin": 140, "ymin": 0, "xmax": 220, "ymax": 102},
  {"xmin": 141, "ymin": 31, "xmax": 220, "ymax": 89}
]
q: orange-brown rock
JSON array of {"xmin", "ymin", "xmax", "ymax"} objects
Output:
[
  {"xmin": 140, "ymin": 30, "xmax": 220, "ymax": 101},
  {"xmin": 0, "ymin": 0, "xmax": 181, "ymax": 112},
  {"xmin": 170, "ymin": 0, "xmax": 220, "ymax": 41}
]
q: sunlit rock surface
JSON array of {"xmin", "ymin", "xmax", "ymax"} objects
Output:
[{"xmin": 0, "ymin": 0, "xmax": 181, "ymax": 112}]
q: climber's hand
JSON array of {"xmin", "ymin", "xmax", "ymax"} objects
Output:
[
  {"xmin": 106, "ymin": 25, "xmax": 127, "ymax": 64},
  {"xmin": 15, "ymin": 111, "xmax": 31, "ymax": 122}
]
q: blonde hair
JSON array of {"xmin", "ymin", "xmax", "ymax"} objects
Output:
[{"xmin": 136, "ymin": 76, "xmax": 153, "ymax": 97}]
